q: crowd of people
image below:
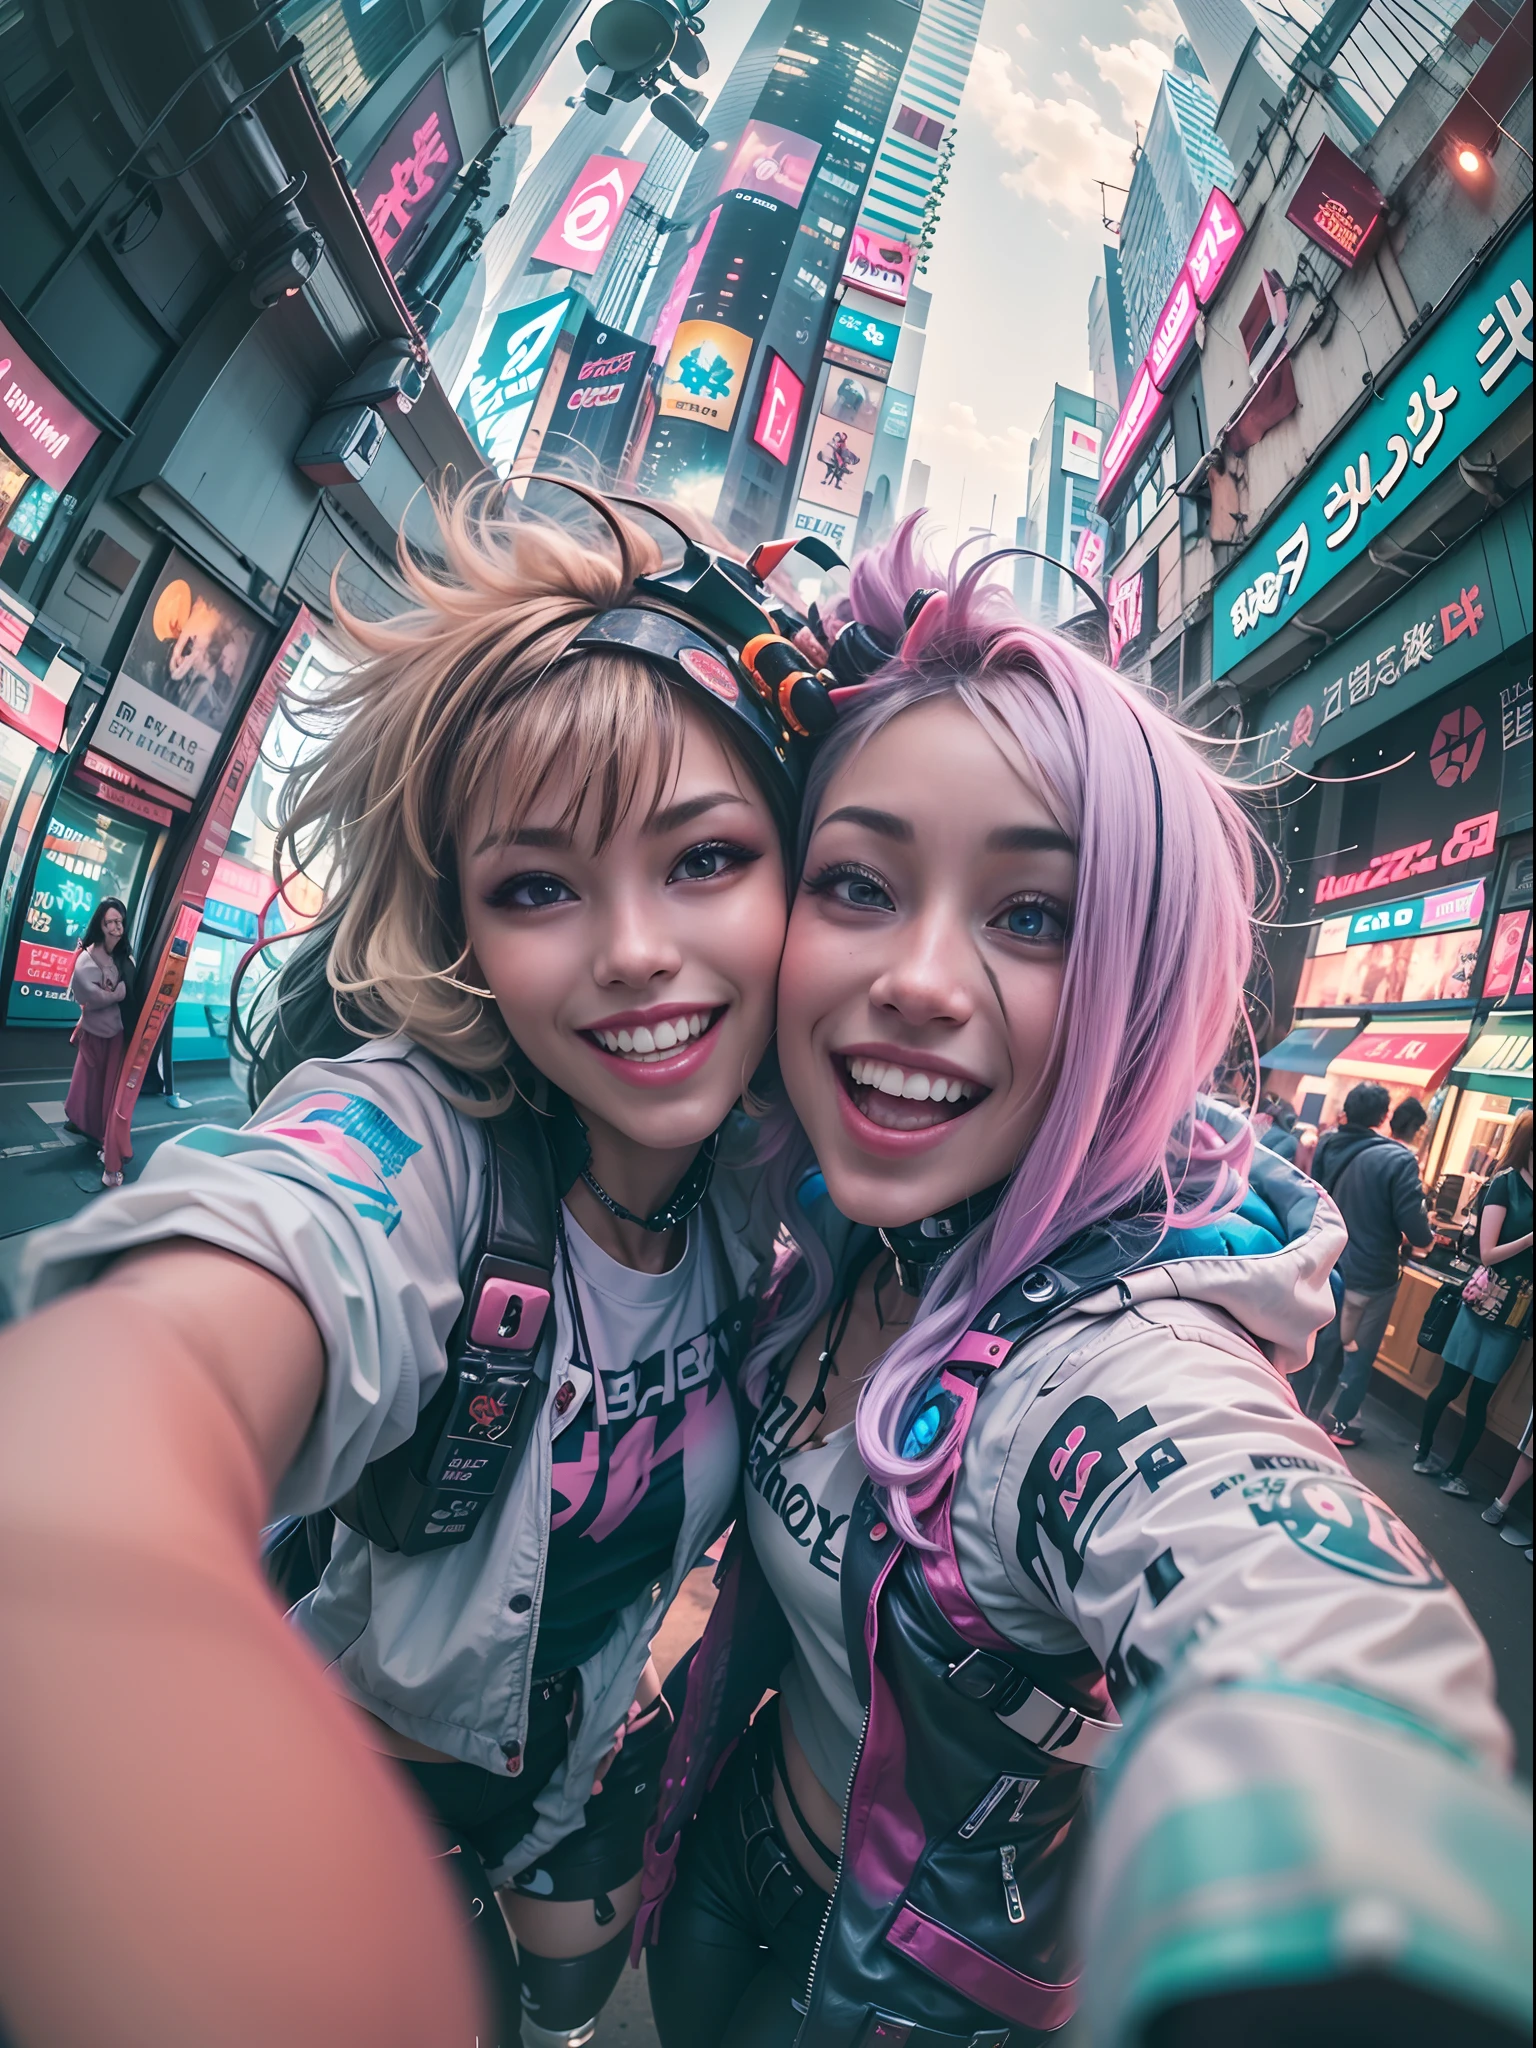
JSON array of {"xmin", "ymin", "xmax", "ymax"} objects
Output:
[
  {"xmin": 1, "ymin": 493, "xmax": 1528, "ymax": 2048},
  {"xmin": 1260, "ymin": 1077, "xmax": 1532, "ymax": 1548}
]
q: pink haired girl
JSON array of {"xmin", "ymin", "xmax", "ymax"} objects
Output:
[{"xmin": 640, "ymin": 518, "xmax": 1528, "ymax": 2048}]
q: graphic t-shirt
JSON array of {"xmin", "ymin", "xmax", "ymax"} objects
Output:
[
  {"xmin": 743, "ymin": 1387, "xmax": 867, "ymax": 1804},
  {"xmin": 536, "ymin": 1206, "xmax": 743, "ymax": 1675}
]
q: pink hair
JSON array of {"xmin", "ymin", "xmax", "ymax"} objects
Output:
[{"xmin": 750, "ymin": 515, "xmax": 1263, "ymax": 1545}]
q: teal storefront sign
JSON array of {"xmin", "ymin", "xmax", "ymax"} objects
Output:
[
  {"xmin": 829, "ymin": 303, "xmax": 899, "ymax": 363},
  {"xmin": 1343, "ymin": 874, "xmax": 1485, "ymax": 946},
  {"xmin": 1214, "ymin": 225, "xmax": 1532, "ymax": 676},
  {"xmin": 1241, "ymin": 491, "xmax": 1531, "ymax": 779}
]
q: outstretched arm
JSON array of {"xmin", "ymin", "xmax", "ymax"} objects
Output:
[{"xmin": 0, "ymin": 1242, "xmax": 488, "ymax": 2048}]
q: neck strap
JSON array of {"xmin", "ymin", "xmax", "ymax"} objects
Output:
[
  {"xmin": 878, "ymin": 1180, "xmax": 1009, "ymax": 1294},
  {"xmin": 579, "ymin": 1131, "xmax": 720, "ymax": 1234}
]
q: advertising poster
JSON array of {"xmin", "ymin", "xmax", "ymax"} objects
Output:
[
  {"xmin": 752, "ymin": 354, "xmax": 804, "ymax": 465},
  {"xmin": 791, "ymin": 496, "xmax": 856, "ymax": 562},
  {"xmin": 827, "ymin": 302, "xmax": 900, "ymax": 365},
  {"xmin": 459, "ymin": 291, "xmax": 573, "ymax": 476},
  {"xmin": 800, "ymin": 410, "xmax": 874, "ymax": 515},
  {"xmin": 545, "ymin": 313, "xmax": 654, "ymax": 472},
  {"xmin": 353, "ymin": 68, "xmax": 463, "ymax": 274},
  {"xmin": 822, "ymin": 369, "xmax": 883, "ymax": 436},
  {"xmin": 658, "ymin": 321, "xmax": 754, "ymax": 432},
  {"xmin": 1295, "ymin": 925, "xmax": 1484, "ymax": 1010},
  {"xmin": 96, "ymin": 552, "xmax": 264, "ymax": 800},
  {"xmin": 1061, "ymin": 418, "xmax": 1102, "ymax": 480},
  {"xmin": 533, "ymin": 155, "xmax": 647, "ymax": 274},
  {"xmin": 842, "ymin": 225, "xmax": 914, "ymax": 304},
  {"xmin": 0, "ymin": 312, "xmax": 101, "ymax": 490},
  {"xmin": 1485, "ymin": 910, "xmax": 1532, "ymax": 999},
  {"xmin": 719, "ymin": 122, "xmax": 820, "ymax": 209},
  {"xmin": 8, "ymin": 789, "xmax": 154, "ymax": 1022},
  {"xmin": 103, "ymin": 609, "xmax": 315, "ymax": 1174},
  {"xmin": 651, "ymin": 205, "xmax": 720, "ymax": 362}
]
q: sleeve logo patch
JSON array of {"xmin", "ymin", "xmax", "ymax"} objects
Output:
[
  {"xmin": 1245, "ymin": 1473, "xmax": 1446, "ymax": 1589},
  {"xmin": 254, "ymin": 1091, "xmax": 422, "ymax": 1234}
]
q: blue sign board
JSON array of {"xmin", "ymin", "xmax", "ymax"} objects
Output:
[
  {"xmin": 1214, "ymin": 227, "xmax": 1532, "ymax": 675},
  {"xmin": 829, "ymin": 303, "xmax": 899, "ymax": 363},
  {"xmin": 458, "ymin": 291, "xmax": 573, "ymax": 476}
]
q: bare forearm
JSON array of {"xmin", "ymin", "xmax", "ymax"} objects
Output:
[{"xmin": 0, "ymin": 1294, "xmax": 487, "ymax": 2047}]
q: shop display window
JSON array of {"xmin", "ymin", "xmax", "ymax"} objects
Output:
[
  {"xmin": 1296, "ymin": 925, "xmax": 1483, "ymax": 1008},
  {"xmin": 1427, "ymin": 1087, "xmax": 1524, "ymax": 1233}
]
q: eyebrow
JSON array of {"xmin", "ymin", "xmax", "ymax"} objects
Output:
[
  {"xmin": 815, "ymin": 804, "xmax": 913, "ymax": 842},
  {"xmin": 474, "ymin": 790, "xmax": 748, "ymax": 857},
  {"xmin": 985, "ymin": 823, "xmax": 1077, "ymax": 855}
]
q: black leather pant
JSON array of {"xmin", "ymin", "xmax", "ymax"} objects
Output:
[{"xmin": 646, "ymin": 1713, "xmax": 829, "ymax": 2048}]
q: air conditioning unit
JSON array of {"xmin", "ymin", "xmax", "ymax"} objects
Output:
[{"xmin": 295, "ymin": 404, "xmax": 386, "ymax": 487}]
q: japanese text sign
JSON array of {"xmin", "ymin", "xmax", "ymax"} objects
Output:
[
  {"xmin": 829, "ymin": 303, "xmax": 900, "ymax": 364},
  {"xmin": 1187, "ymin": 188, "xmax": 1245, "ymax": 305},
  {"xmin": 1345, "ymin": 878, "xmax": 1485, "ymax": 945},
  {"xmin": 532, "ymin": 155, "xmax": 647, "ymax": 274},
  {"xmin": 1215, "ymin": 227, "xmax": 1532, "ymax": 673},
  {"xmin": 753, "ymin": 353, "xmax": 804, "ymax": 464},
  {"xmin": 353, "ymin": 69, "xmax": 463, "ymax": 275},
  {"xmin": 1285, "ymin": 136, "xmax": 1383, "ymax": 269},
  {"xmin": 1148, "ymin": 267, "xmax": 1198, "ymax": 390},
  {"xmin": 458, "ymin": 293, "xmax": 572, "ymax": 476},
  {"xmin": 0, "ymin": 314, "xmax": 100, "ymax": 491}
]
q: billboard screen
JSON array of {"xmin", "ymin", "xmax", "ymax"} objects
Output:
[
  {"xmin": 752, "ymin": 353, "xmax": 805, "ymax": 464},
  {"xmin": 0, "ymin": 312, "xmax": 100, "ymax": 490},
  {"xmin": 353, "ymin": 68, "xmax": 463, "ymax": 275},
  {"xmin": 800, "ymin": 410, "xmax": 874, "ymax": 514},
  {"xmin": 719, "ymin": 121, "xmax": 821, "ymax": 209},
  {"xmin": 1285, "ymin": 136, "xmax": 1383, "ymax": 268},
  {"xmin": 1147, "ymin": 267, "xmax": 1198, "ymax": 389},
  {"xmin": 8, "ymin": 789, "xmax": 155, "ymax": 1021},
  {"xmin": 95, "ymin": 550, "xmax": 265, "ymax": 799},
  {"xmin": 842, "ymin": 224, "xmax": 915, "ymax": 304},
  {"xmin": 1060, "ymin": 417, "xmax": 1102, "ymax": 479},
  {"xmin": 792, "ymin": 495, "xmax": 857, "ymax": 562},
  {"xmin": 1187, "ymin": 187, "xmax": 1244, "ymax": 305},
  {"xmin": 546, "ymin": 313, "xmax": 653, "ymax": 470},
  {"xmin": 458, "ymin": 292, "xmax": 573, "ymax": 475},
  {"xmin": 532, "ymin": 155, "xmax": 647, "ymax": 274},
  {"xmin": 658, "ymin": 321, "xmax": 754, "ymax": 432}
]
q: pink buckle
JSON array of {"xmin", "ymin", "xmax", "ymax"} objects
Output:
[
  {"xmin": 948, "ymin": 1330, "xmax": 1009, "ymax": 1368},
  {"xmin": 469, "ymin": 1279, "xmax": 550, "ymax": 1352}
]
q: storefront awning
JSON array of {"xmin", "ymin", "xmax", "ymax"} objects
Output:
[
  {"xmin": 1451, "ymin": 1015, "xmax": 1532, "ymax": 1101},
  {"xmin": 1327, "ymin": 1016, "xmax": 1470, "ymax": 1089},
  {"xmin": 1260, "ymin": 1021, "xmax": 1366, "ymax": 1075}
]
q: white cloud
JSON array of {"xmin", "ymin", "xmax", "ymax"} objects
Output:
[
  {"xmin": 1014, "ymin": 18, "xmax": 1035, "ymax": 41},
  {"xmin": 1129, "ymin": 0, "xmax": 1183, "ymax": 43},
  {"xmin": 966, "ymin": 43, "xmax": 1134, "ymax": 225},
  {"xmin": 1084, "ymin": 33, "xmax": 1173, "ymax": 129},
  {"xmin": 939, "ymin": 400, "xmax": 1035, "ymax": 478}
]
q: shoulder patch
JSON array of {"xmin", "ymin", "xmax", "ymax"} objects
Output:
[{"xmin": 251, "ymin": 1090, "xmax": 422, "ymax": 1233}]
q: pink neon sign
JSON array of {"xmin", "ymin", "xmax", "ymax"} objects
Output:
[
  {"xmin": 752, "ymin": 353, "xmax": 804, "ymax": 463},
  {"xmin": 1097, "ymin": 360, "xmax": 1163, "ymax": 503},
  {"xmin": 1148, "ymin": 268, "xmax": 1198, "ymax": 389},
  {"xmin": 1187, "ymin": 187, "xmax": 1244, "ymax": 305}
]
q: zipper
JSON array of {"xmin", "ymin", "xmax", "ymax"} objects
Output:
[
  {"xmin": 958, "ymin": 1773, "xmax": 1026, "ymax": 1839},
  {"xmin": 1000, "ymin": 1843, "xmax": 1026, "ymax": 1925},
  {"xmin": 795, "ymin": 1698, "xmax": 868, "ymax": 2033}
]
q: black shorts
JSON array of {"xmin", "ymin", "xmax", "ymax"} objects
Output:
[{"xmin": 399, "ymin": 1668, "xmax": 676, "ymax": 1895}]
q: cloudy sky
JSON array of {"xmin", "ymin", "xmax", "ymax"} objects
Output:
[{"xmin": 517, "ymin": 0, "xmax": 1188, "ymax": 552}]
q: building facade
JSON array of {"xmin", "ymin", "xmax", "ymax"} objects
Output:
[{"xmin": 1118, "ymin": 63, "xmax": 1236, "ymax": 361}]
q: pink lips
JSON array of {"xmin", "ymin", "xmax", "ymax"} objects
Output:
[
  {"xmin": 831, "ymin": 1051, "xmax": 986, "ymax": 1159},
  {"xmin": 581, "ymin": 1008, "xmax": 725, "ymax": 1090}
]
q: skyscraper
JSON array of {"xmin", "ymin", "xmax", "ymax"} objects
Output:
[
  {"xmin": 589, "ymin": 122, "xmax": 699, "ymax": 332},
  {"xmin": 1016, "ymin": 385, "xmax": 1111, "ymax": 623},
  {"xmin": 633, "ymin": 1, "xmax": 918, "ymax": 536},
  {"xmin": 859, "ymin": 0, "xmax": 984, "ymax": 244},
  {"xmin": 1169, "ymin": 0, "xmax": 1261, "ymax": 100},
  {"xmin": 1088, "ymin": 245, "xmax": 1133, "ymax": 412},
  {"xmin": 1117, "ymin": 64, "xmax": 1234, "ymax": 361}
]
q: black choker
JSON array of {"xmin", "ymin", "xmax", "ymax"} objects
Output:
[
  {"xmin": 879, "ymin": 1180, "xmax": 1008, "ymax": 1294},
  {"xmin": 579, "ymin": 1131, "xmax": 720, "ymax": 1234}
]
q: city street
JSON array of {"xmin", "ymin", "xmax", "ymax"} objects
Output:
[{"xmin": 0, "ymin": 0, "xmax": 1529, "ymax": 2041}]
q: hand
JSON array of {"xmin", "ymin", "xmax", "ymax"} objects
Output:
[{"xmin": 591, "ymin": 1655, "xmax": 663, "ymax": 1796}]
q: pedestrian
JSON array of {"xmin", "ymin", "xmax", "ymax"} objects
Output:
[
  {"xmin": 64, "ymin": 895, "xmax": 132, "ymax": 1181},
  {"xmin": 1, "ymin": 488, "xmax": 815, "ymax": 2048},
  {"xmin": 639, "ymin": 516, "xmax": 1523, "ymax": 2048},
  {"xmin": 1416, "ymin": 1110, "xmax": 1533, "ymax": 1497},
  {"xmin": 1303, "ymin": 1085, "xmax": 1434, "ymax": 1443},
  {"xmin": 1482, "ymin": 1411, "xmax": 1532, "ymax": 1536},
  {"xmin": 1259, "ymin": 1093, "xmax": 1300, "ymax": 1161}
]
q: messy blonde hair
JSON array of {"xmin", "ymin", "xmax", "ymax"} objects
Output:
[{"xmin": 249, "ymin": 485, "xmax": 767, "ymax": 1113}]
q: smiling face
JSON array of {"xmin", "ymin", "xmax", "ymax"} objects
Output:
[
  {"xmin": 778, "ymin": 695, "xmax": 1078, "ymax": 1227},
  {"xmin": 100, "ymin": 906, "xmax": 125, "ymax": 948},
  {"xmin": 458, "ymin": 694, "xmax": 786, "ymax": 1168}
]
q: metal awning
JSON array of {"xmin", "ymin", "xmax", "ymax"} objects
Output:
[
  {"xmin": 1451, "ymin": 1015, "xmax": 1532, "ymax": 1102},
  {"xmin": 1327, "ymin": 1015, "xmax": 1471, "ymax": 1089},
  {"xmin": 1260, "ymin": 1021, "xmax": 1367, "ymax": 1076}
]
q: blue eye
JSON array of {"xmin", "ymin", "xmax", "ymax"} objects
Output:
[
  {"xmin": 671, "ymin": 840, "xmax": 757, "ymax": 883},
  {"xmin": 806, "ymin": 863, "xmax": 895, "ymax": 912},
  {"xmin": 992, "ymin": 897, "xmax": 1068, "ymax": 944},
  {"xmin": 491, "ymin": 873, "xmax": 577, "ymax": 910}
]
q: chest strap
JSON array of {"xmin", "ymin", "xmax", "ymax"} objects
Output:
[{"xmin": 946, "ymin": 1648, "xmax": 1121, "ymax": 1768}]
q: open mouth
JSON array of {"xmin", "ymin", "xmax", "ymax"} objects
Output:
[
  {"xmin": 583, "ymin": 1007, "xmax": 723, "ymax": 1065},
  {"xmin": 839, "ymin": 1054, "xmax": 988, "ymax": 1132}
]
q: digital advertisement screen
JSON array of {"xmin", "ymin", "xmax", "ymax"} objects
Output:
[
  {"xmin": 658, "ymin": 322, "xmax": 754, "ymax": 432},
  {"xmin": 533, "ymin": 155, "xmax": 647, "ymax": 274},
  {"xmin": 9, "ymin": 788, "xmax": 154, "ymax": 1023},
  {"xmin": 752, "ymin": 354, "xmax": 805, "ymax": 464},
  {"xmin": 96, "ymin": 551, "xmax": 264, "ymax": 800},
  {"xmin": 719, "ymin": 122, "xmax": 821, "ymax": 209},
  {"xmin": 459, "ymin": 291, "xmax": 574, "ymax": 477},
  {"xmin": 545, "ymin": 313, "xmax": 654, "ymax": 472},
  {"xmin": 799, "ymin": 410, "xmax": 874, "ymax": 514}
]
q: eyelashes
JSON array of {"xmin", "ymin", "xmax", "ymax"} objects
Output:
[
  {"xmin": 802, "ymin": 861, "xmax": 894, "ymax": 913},
  {"xmin": 482, "ymin": 839, "xmax": 762, "ymax": 911},
  {"xmin": 803, "ymin": 864, "xmax": 1070, "ymax": 946}
]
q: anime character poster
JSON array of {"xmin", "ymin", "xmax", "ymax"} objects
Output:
[
  {"xmin": 799, "ymin": 410, "xmax": 875, "ymax": 514},
  {"xmin": 95, "ymin": 552, "xmax": 264, "ymax": 799}
]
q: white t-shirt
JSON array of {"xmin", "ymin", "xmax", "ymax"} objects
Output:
[{"xmin": 744, "ymin": 1392, "xmax": 868, "ymax": 1805}]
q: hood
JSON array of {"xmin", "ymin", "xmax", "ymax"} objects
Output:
[{"xmin": 1076, "ymin": 1097, "xmax": 1346, "ymax": 1377}]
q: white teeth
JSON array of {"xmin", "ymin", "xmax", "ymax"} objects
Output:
[
  {"xmin": 616, "ymin": 1029, "xmax": 634, "ymax": 1052},
  {"xmin": 653, "ymin": 1020, "xmax": 679, "ymax": 1050},
  {"xmin": 591, "ymin": 1011, "xmax": 717, "ymax": 1060},
  {"xmin": 631, "ymin": 1025, "xmax": 656, "ymax": 1053},
  {"xmin": 846, "ymin": 1057, "xmax": 975, "ymax": 1103}
]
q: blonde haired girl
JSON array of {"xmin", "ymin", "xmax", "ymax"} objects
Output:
[{"xmin": 1, "ymin": 488, "xmax": 815, "ymax": 2048}]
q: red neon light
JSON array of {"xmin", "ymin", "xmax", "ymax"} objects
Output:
[
  {"xmin": 1148, "ymin": 268, "xmax": 1198, "ymax": 390},
  {"xmin": 1097, "ymin": 360, "xmax": 1162, "ymax": 503},
  {"xmin": 1187, "ymin": 188, "xmax": 1244, "ymax": 306}
]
